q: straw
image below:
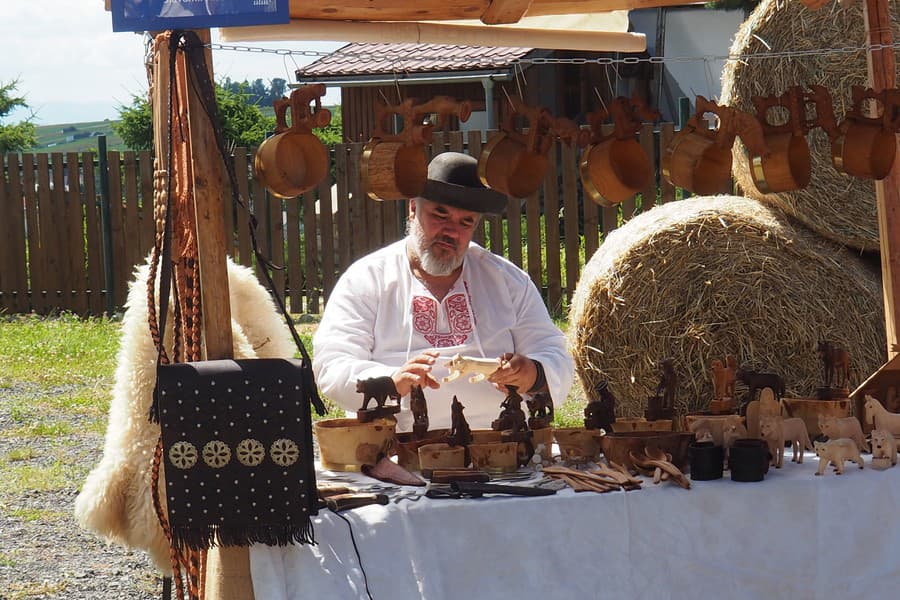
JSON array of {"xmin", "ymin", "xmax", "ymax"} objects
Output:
[
  {"xmin": 720, "ymin": 0, "xmax": 900, "ymax": 251},
  {"xmin": 567, "ymin": 195, "xmax": 887, "ymax": 417}
]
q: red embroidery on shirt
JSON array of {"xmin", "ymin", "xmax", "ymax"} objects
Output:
[{"xmin": 412, "ymin": 293, "xmax": 472, "ymax": 347}]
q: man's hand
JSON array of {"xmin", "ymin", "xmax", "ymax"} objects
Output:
[
  {"xmin": 392, "ymin": 350, "xmax": 441, "ymax": 397},
  {"xmin": 488, "ymin": 353, "xmax": 538, "ymax": 392}
]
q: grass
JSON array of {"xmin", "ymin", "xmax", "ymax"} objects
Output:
[
  {"xmin": 4, "ymin": 581, "xmax": 68, "ymax": 600},
  {"xmin": 0, "ymin": 313, "xmax": 120, "ymax": 387},
  {"xmin": 33, "ymin": 120, "xmax": 125, "ymax": 153},
  {"xmin": 0, "ymin": 461, "xmax": 72, "ymax": 496},
  {"xmin": 7, "ymin": 507, "xmax": 67, "ymax": 523}
]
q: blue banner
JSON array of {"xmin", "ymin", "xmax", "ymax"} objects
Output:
[{"xmin": 111, "ymin": 0, "xmax": 290, "ymax": 32}]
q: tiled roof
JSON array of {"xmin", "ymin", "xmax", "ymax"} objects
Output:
[{"xmin": 297, "ymin": 43, "xmax": 534, "ymax": 77}]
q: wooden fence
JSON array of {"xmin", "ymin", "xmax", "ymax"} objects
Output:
[{"xmin": 0, "ymin": 124, "xmax": 705, "ymax": 317}]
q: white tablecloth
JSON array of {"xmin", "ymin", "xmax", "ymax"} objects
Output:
[{"xmin": 250, "ymin": 454, "xmax": 900, "ymax": 600}]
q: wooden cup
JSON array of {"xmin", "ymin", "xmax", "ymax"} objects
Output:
[
  {"xmin": 580, "ymin": 138, "xmax": 652, "ymax": 206},
  {"xmin": 417, "ymin": 443, "xmax": 466, "ymax": 470},
  {"xmin": 468, "ymin": 441, "xmax": 518, "ymax": 472},
  {"xmin": 361, "ymin": 140, "xmax": 428, "ymax": 201}
]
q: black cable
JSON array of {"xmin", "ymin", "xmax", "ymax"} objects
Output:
[{"xmin": 332, "ymin": 511, "xmax": 374, "ymax": 600}]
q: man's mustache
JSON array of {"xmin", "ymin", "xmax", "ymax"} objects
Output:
[{"xmin": 430, "ymin": 236, "xmax": 458, "ymax": 250}]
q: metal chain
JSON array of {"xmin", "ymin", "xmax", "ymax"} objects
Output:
[{"xmin": 207, "ymin": 40, "xmax": 900, "ymax": 67}]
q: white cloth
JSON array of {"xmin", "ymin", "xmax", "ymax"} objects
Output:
[
  {"xmin": 313, "ymin": 239, "xmax": 574, "ymax": 430},
  {"xmin": 251, "ymin": 456, "xmax": 900, "ymax": 600}
]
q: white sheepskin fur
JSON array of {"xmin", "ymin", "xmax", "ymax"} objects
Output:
[{"xmin": 74, "ymin": 255, "xmax": 296, "ymax": 573}]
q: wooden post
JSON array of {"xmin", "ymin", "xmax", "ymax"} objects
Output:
[
  {"xmin": 863, "ymin": 0, "xmax": 900, "ymax": 359},
  {"xmin": 152, "ymin": 29, "xmax": 251, "ymax": 600},
  {"xmin": 184, "ymin": 30, "xmax": 234, "ymax": 361},
  {"xmin": 180, "ymin": 31, "xmax": 254, "ymax": 600}
]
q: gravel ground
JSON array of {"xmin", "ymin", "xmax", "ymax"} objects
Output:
[{"xmin": 0, "ymin": 388, "xmax": 161, "ymax": 600}]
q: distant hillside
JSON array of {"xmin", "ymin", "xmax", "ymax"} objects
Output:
[
  {"xmin": 34, "ymin": 120, "xmax": 127, "ymax": 153},
  {"xmin": 32, "ymin": 106, "xmax": 279, "ymax": 154}
]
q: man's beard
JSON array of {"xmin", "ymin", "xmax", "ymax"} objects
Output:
[{"xmin": 406, "ymin": 217, "xmax": 464, "ymax": 277}]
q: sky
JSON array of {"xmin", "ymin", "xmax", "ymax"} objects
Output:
[{"xmin": 0, "ymin": 0, "xmax": 343, "ymax": 126}]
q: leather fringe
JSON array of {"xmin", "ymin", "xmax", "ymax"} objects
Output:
[{"xmin": 170, "ymin": 522, "xmax": 316, "ymax": 552}]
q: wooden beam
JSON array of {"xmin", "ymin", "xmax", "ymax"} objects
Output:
[
  {"xmin": 863, "ymin": 0, "xmax": 900, "ymax": 359},
  {"xmin": 287, "ymin": 0, "xmax": 705, "ymax": 22},
  {"xmin": 290, "ymin": 0, "xmax": 488, "ymax": 21},
  {"xmin": 223, "ymin": 19, "xmax": 645, "ymax": 53},
  {"xmin": 525, "ymin": 0, "xmax": 705, "ymax": 15},
  {"xmin": 482, "ymin": 0, "xmax": 534, "ymax": 24}
]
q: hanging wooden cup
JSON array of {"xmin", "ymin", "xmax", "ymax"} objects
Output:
[
  {"xmin": 749, "ymin": 88, "xmax": 811, "ymax": 194},
  {"xmin": 831, "ymin": 86, "xmax": 897, "ymax": 180},
  {"xmin": 478, "ymin": 98, "xmax": 553, "ymax": 198},
  {"xmin": 662, "ymin": 96, "xmax": 736, "ymax": 195},
  {"xmin": 254, "ymin": 84, "xmax": 331, "ymax": 198},
  {"xmin": 580, "ymin": 96, "xmax": 658, "ymax": 206},
  {"xmin": 361, "ymin": 96, "xmax": 472, "ymax": 201}
]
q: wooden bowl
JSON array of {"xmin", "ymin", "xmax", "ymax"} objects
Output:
[
  {"xmin": 394, "ymin": 429, "xmax": 450, "ymax": 471},
  {"xmin": 468, "ymin": 442, "xmax": 518, "ymax": 473},
  {"xmin": 611, "ymin": 418, "xmax": 673, "ymax": 433},
  {"xmin": 417, "ymin": 443, "xmax": 466, "ymax": 470},
  {"xmin": 315, "ymin": 418, "xmax": 396, "ymax": 472},
  {"xmin": 781, "ymin": 397, "xmax": 851, "ymax": 437},
  {"xmin": 470, "ymin": 429, "xmax": 504, "ymax": 444},
  {"xmin": 600, "ymin": 431, "xmax": 694, "ymax": 471},
  {"xmin": 553, "ymin": 427, "xmax": 601, "ymax": 461}
]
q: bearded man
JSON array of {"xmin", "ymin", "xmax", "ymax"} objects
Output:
[{"xmin": 312, "ymin": 152, "xmax": 574, "ymax": 430}]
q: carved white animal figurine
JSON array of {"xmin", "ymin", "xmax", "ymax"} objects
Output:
[
  {"xmin": 863, "ymin": 395, "xmax": 900, "ymax": 436},
  {"xmin": 759, "ymin": 415, "xmax": 813, "ymax": 467},
  {"xmin": 694, "ymin": 428, "xmax": 715, "ymax": 444},
  {"xmin": 870, "ymin": 429, "xmax": 898, "ymax": 468},
  {"xmin": 442, "ymin": 354, "xmax": 502, "ymax": 383},
  {"xmin": 818, "ymin": 414, "xmax": 868, "ymax": 452},
  {"xmin": 814, "ymin": 438, "xmax": 864, "ymax": 475},
  {"xmin": 758, "ymin": 387, "xmax": 781, "ymax": 417},
  {"xmin": 688, "ymin": 415, "xmax": 743, "ymax": 446},
  {"xmin": 722, "ymin": 421, "xmax": 748, "ymax": 461}
]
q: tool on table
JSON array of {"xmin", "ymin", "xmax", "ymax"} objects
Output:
[
  {"xmin": 425, "ymin": 481, "xmax": 557, "ymax": 499},
  {"xmin": 426, "ymin": 468, "xmax": 491, "ymax": 484},
  {"xmin": 324, "ymin": 492, "xmax": 390, "ymax": 512}
]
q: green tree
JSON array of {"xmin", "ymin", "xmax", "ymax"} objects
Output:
[
  {"xmin": 315, "ymin": 104, "xmax": 342, "ymax": 146},
  {"xmin": 0, "ymin": 79, "xmax": 37, "ymax": 153},
  {"xmin": 268, "ymin": 78, "xmax": 287, "ymax": 104},
  {"xmin": 113, "ymin": 84, "xmax": 277, "ymax": 151},
  {"xmin": 113, "ymin": 95, "xmax": 154, "ymax": 150}
]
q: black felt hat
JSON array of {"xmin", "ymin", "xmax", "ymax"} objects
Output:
[{"xmin": 420, "ymin": 152, "xmax": 507, "ymax": 214}]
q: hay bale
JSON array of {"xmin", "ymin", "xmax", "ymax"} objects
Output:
[
  {"xmin": 720, "ymin": 0, "xmax": 900, "ymax": 251},
  {"xmin": 568, "ymin": 195, "xmax": 885, "ymax": 417}
]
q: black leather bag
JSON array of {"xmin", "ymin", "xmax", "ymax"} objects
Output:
[
  {"xmin": 155, "ymin": 357, "xmax": 322, "ymax": 550},
  {"xmin": 149, "ymin": 30, "xmax": 326, "ymax": 554}
]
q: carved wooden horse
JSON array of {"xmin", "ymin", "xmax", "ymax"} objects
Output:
[{"xmin": 817, "ymin": 340, "xmax": 850, "ymax": 388}]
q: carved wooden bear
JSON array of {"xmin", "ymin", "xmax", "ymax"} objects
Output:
[
  {"xmin": 356, "ymin": 376, "xmax": 400, "ymax": 410},
  {"xmin": 870, "ymin": 429, "xmax": 898, "ymax": 467},
  {"xmin": 814, "ymin": 438, "xmax": 864, "ymax": 475},
  {"xmin": 818, "ymin": 415, "xmax": 868, "ymax": 452},
  {"xmin": 760, "ymin": 415, "xmax": 812, "ymax": 467}
]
